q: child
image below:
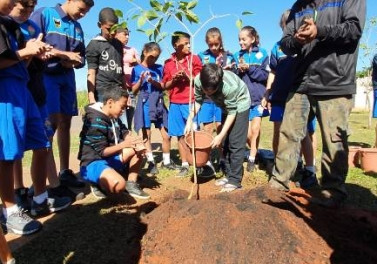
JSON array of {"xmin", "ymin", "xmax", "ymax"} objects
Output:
[
  {"xmin": 197, "ymin": 27, "xmax": 235, "ymax": 175},
  {"xmin": 262, "ymin": 10, "xmax": 317, "ymax": 188},
  {"xmin": 0, "ymin": 1, "xmax": 70, "ymax": 235},
  {"xmin": 78, "ymin": 87, "xmax": 150, "ymax": 200},
  {"xmin": 132, "ymin": 42, "xmax": 175, "ymax": 175},
  {"xmin": 186, "ymin": 63, "xmax": 251, "ymax": 192},
  {"xmin": 86, "ymin": 7, "xmax": 124, "ymax": 103},
  {"xmin": 234, "ymin": 26, "xmax": 269, "ymax": 172},
  {"xmin": 162, "ymin": 31, "xmax": 202, "ymax": 177},
  {"xmin": 115, "ymin": 27, "xmax": 140, "ymax": 130},
  {"xmin": 30, "ymin": 0, "xmax": 94, "ymax": 188},
  {"xmin": 10, "ymin": 0, "xmax": 84, "ymax": 208}
]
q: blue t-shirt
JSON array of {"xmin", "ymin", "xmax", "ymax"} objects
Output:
[
  {"xmin": 269, "ymin": 41, "xmax": 296, "ymax": 106},
  {"xmin": 131, "ymin": 63, "xmax": 163, "ymax": 95},
  {"xmin": 30, "ymin": 4, "xmax": 86, "ymax": 73}
]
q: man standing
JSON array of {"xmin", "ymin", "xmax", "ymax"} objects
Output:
[
  {"xmin": 31, "ymin": 0, "xmax": 94, "ymax": 187},
  {"xmin": 269, "ymin": 0, "xmax": 366, "ymax": 207}
]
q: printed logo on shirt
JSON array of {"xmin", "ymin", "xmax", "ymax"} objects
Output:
[
  {"xmin": 75, "ymin": 26, "xmax": 82, "ymax": 35},
  {"xmin": 27, "ymin": 24, "xmax": 36, "ymax": 37},
  {"xmin": 53, "ymin": 18, "xmax": 61, "ymax": 28},
  {"xmin": 99, "ymin": 59, "xmax": 123, "ymax": 74},
  {"xmin": 255, "ymin": 51, "xmax": 263, "ymax": 60},
  {"xmin": 101, "ymin": 51, "xmax": 109, "ymax": 61},
  {"xmin": 203, "ymin": 56, "xmax": 210, "ymax": 64}
]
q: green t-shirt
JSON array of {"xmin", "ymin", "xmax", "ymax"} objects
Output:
[{"xmin": 194, "ymin": 70, "xmax": 251, "ymax": 115}]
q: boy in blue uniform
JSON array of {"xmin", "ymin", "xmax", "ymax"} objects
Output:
[
  {"xmin": 30, "ymin": 0, "xmax": 94, "ymax": 188},
  {"xmin": 0, "ymin": 0, "xmax": 70, "ymax": 235}
]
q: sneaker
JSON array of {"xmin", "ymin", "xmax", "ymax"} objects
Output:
[
  {"xmin": 176, "ymin": 166, "xmax": 189, "ymax": 178},
  {"xmin": 161, "ymin": 160, "xmax": 179, "ymax": 170},
  {"xmin": 147, "ymin": 162, "xmax": 159, "ymax": 175},
  {"xmin": 214, "ymin": 177, "xmax": 228, "ymax": 186},
  {"xmin": 220, "ymin": 183, "xmax": 240, "ymax": 193},
  {"xmin": 30, "ymin": 196, "xmax": 72, "ymax": 217},
  {"xmin": 2, "ymin": 209, "xmax": 42, "ymax": 235},
  {"xmin": 197, "ymin": 165, "xmax": 215, "ymax": 178},
  {"xmin": 246, "ymin": 160, "xmax": 255, "ymax": 172},
  {"xmin": 299, "ymin": 169, "xmax": 318, "ymax": 189},
  {"xmin": 15, "ymin": 187, "xmax": 31, "ymax": 211},
  {"xmin": 90, "ymin": 184, "xmax": 107, "ymax": 199},
  {"xmin": 48, "ymin": 185, "xmax": 85, "ymax": 201},
  {"xmin": 59, "ymin": 169, "xmax": 86, "ymax": 188},
  {"xmin": 125, "ymin": 181, "xmax": 150, "ymax": 200}
]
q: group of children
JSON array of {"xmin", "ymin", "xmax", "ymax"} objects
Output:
[{"xmin": 0, "ymin": 0, "xmax": 318, "ymax": 244}]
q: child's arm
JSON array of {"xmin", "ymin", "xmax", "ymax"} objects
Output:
[
  {"xmin": 131, "ymin": 70, "xmax": 147, "ymax": 94},
  {"xmin": 87, "ymin": 68, "xmax": 97, "ymax": 104},
  {"xmin": 101, "ymin": 135, "xmax": 145, "ymax": 157},
  {"xmin": 245, "ymin": 55, "xmax": 269, "ymax": 83},
  {"xmin": 211, "ymin": 114, "xmax": 236, "ymax": 148}
]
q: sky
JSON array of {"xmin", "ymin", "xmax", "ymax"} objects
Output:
[{"xmin": 34, "ymin": 0, "xmax": 377, "ymax": 91}]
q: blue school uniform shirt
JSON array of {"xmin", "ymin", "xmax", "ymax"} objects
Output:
[
  {"xmin": 0, "ymin": 16, "xmax": 28, "ymax": 80},
  {"xmin": 19, "ymin": 19, "xmax": 40, "ymax": 40},
  {"xmin": 132, "ymin": 63, "xmax": 168, "ymax": 131},
  {"xmin": 198, "ymin": 49, "xmax": 235, "ymax": 102},
  {"xmin": 234, "ymin": 46, "xmax": 269, "ymax": 106},
  {"xmin": 30, "ymin": 4, "xmax": 86, "ymax": 74},
  {"xmin": 269, "ymin": 41, "xmax": 296, "ymax": 106}
]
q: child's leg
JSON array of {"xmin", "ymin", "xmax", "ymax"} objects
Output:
[
  {"xmin": 31, "ymin": 148, "xmax": 48, "ymax": 196},
  {"xmin": 178, "ymin": 136, "xmax": 188, "ymax": 164},
  {"xmin": 51, "ymin": 113, "xmax": 72, "ymax": 172},
  {"xmin": 301, "ymin": 133, "xmax": 314, "ymax": 167},
  {"xmin": 0, "ymin": 161, "xmax": 16, "ymax": 209},
  {"xmin": 13, "ymin": 160, "xmax": 24, "ymax": 189},
  {"xmin": 160, "ymin": 126, "xmax": 172, "ymax": 164},
  {"xmin": 122, "ymin": 148, "xmax": 143, "ymax": 182},
  {"xmin": 46, "ymin": 146, "xmax": 60, "ymax": 187},
  {"xmin": 248, "ymin": 117, "xmax": 262, "ymax": 159},
  {"xmin": 98, "ymin": 169, "xmax": 126, "ymax": 194},
  {"xmin": 140, "ymin": 128, "xmax": 154, "ymax": 163}
]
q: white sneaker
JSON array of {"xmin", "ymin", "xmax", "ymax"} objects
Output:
[
  {"xmin": 220, "ymin": 183, "xmax": 240, "ymax": 193},
  {"xmin": 214, "ymin": 177, "xmax": 228, "ymax": 186}
]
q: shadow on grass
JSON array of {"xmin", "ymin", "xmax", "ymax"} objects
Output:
[{"xmin": 12, "ymin": 196, "xmax": 158, "ymax": 264}]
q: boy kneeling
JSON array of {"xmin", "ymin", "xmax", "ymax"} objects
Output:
[
  {"xmin": 186, "ymin": 64, "xmax": 251, "ymax": 192},
  {"xmin": 78, "ymin": 87, "xmax": 150, "ymax": 199}
]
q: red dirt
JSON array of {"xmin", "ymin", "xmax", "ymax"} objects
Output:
[{"xmin": 140, "ymin": 186, "xmax": 377, "ymax": 264}]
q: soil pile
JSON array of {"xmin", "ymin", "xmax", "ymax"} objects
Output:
[{"xmin": 141, "ymin": 187, "xmax": 377, "ymax": 264}]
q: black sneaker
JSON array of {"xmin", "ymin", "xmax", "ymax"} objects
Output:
[
  {"xmin": 48, "ymin": 185, "xmax": 85, "ymax": 201},
  {"xmin": 147, "ymin": 162, "xmax": 159, "ymax": 175},
  {"xmin": 15, "ymin": 187, "xmax": 31, "ymax": 211},
  {"xmin": 30, "ymin": 196, "xmax": 72, "ymax": 217},
  {"xmin": 197, "ymin": 165, "xmax": 215, "ymax": 178},
  {"xmin": 161, "ymin": 160, "xmax": 179, "ymax": 170},
  {"xmin": 90, "ymin": 184, "xmax": 107, "ymax": 199},
  {"xmin": 299, "ymin": 169, "xmax": 318, "ymax": 189},
  {"xmin": 1, "ymin": 208, "xmax": 42, "ymax": 235},
  {"xmin": 176, "ymin": 166, "xmax": 189, "ymax": 178},
  {"xmin": 125, "ymin": 181, "xmax": 150, "ymax": 200},
  {"xmin": 59, "ymin": 169, "xmax": 86, "ymax": 188},
  {"xmin": 246, "ymin": 160, "xmax": 255, "ymax": 172}
]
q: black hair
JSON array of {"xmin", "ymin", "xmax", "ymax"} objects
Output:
[
  {"xmin": 171, "ymin": 31, "xmax": 190, "ymax": 47},
  {"xmin": 199, "ymin": 63, "xmax": 223, "ymax": 92},
  {"xmin": 80, "ymin": 0, "xmax": 94, "ymax": 8},
  {"xmin": 115, "ymin": 27, "xmax": 129, "ymax": 35},
  {"xmin": 15, "ymin": 0, "xmax": 37, "ymax": 6},
  {"xmin": 240, "ymin": 26, "xmax": 260, "ymax": 46},
  {"xmin": 205, "ymin": 27, "xmax": 224, "ymax": 52},
  {"xmin": 140, "ymin": 42, "xmax": 161, "ymax": 62},
  {"xmin": 102, "ymin": 87, "xmax": 128, "ymax": 104},
  {"xmin": 99, "ymin": 7, "xmax": 118, "ymax": 24}
]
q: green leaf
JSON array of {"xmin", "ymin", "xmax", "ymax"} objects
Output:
[
  {"xmin": 136, "ymin": 29, "xmax": 145, "ymax": 33},
  {"xmin": 114, "ymin": 9, "xmax": 124, "ymax": 18},
  {"xmin": 150, "ymin": 0, "xmax": 163, "ymax": 11},
  {"xmin": 185, "ymin": 10, "xmax": 199, "ymax": 23},
  {"xmin": 236, "ymin": 19, "xmax": 243, "ymax": 29},
  {"xmin": 119, "ymin": 21, "xmax": 128, "ymax": 29},
  {"xmin": 145, "ymin": 10, "xmax": 159, "ymax": 21},
  {"xmin": 131, "ymin": 14, "xmax": 139, "ymax": 20},
  {"xmin": 162, "ymin": 1, "xmax": 172, "ymax": 13},
  {"xmin": 157, "ymin": 32, "xmax": 168, "ymax": 43},
  {"xmin": 145, "ymin": 28, "xmax": 154, "ymax": 37},
  {"xmin": 179, "ymin": 1, "xmax": 189, "ymax": 9},
  {"xmin": 187, "ymin": 0, "xmax": 198, "ymax": 10},
  {"xmin": 154, "ymin": 18, "xmax": 163, "ymax": 40},
  {"xmin": 110, "ymin": 24, "xmax": 119, "ymax": 34},
  {"xmin": 137, "ymin": 15, "xmax": 147, "ymax": 28},
  {"xmin": 175, "ymin": 12, "xmax": 183, "ymax": 22},
  {"xmin": 241, "ymin": 11, "xmax": 253, "ymax": 16}
]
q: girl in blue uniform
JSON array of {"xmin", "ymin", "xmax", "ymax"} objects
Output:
[
  {"xmin": 132, "ymin": 42, "xmax": 174, "ymax": 175},
  {"xmin": 234, "ymin": 26, "xmax": 269, "ymax": 173}
]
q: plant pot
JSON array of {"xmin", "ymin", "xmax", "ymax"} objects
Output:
[
  {"xmin": 360, "ymin": 148, "xmax": 377, "ymax": 173},
  {"xmin": 348, "ymin": 146, "xmax": 361, "ymax": 168},
  {"xmin": 184, "ymin": 131, "xmax": 213, "ymax": 167}
]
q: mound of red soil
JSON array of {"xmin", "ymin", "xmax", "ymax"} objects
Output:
[{"xmin": 141, "ymin": 187, "xmax": 377, "ymax": 264}]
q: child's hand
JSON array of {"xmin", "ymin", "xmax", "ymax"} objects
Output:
[
  {"xmin": 211, "ymin": 134, "xmax": 224, "ymax": 148},
  {"xmin": 238, "ymin": 63, "xmax": 249, "ymax": 72},
  {"xmin": 223, "ymin": 62, "xmax": 235, "ymax": 71},
  {"xmin": 63, "ymin": 51, "xmax": 82, "ymax": 64},
  {"xmin": 216, "ymin": 54, "xmax": 224, "ymax": 66}
]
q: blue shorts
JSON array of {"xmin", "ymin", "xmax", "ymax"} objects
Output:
[
  {"xmin": 80, "ymin": 155, "xmax": 125, "ymax": 184},
  {"xmin": 270, "ymin": 105, "xmax": 317, "ymax": 133},
  {"xmin": 249, "ymin": 105, "xmax": 269, "ymax": 121},
  {"xmin": 197, "ymin": 101, "xmax": 222, "ymax": 124},
  {"xmin": 373, "ymin": 89, "xmax": 377, "ymax": 118},
  {"xmin": 39, "ymin": 105, "xmax": 54, "ymax": 138},
  {"xmin": 43, "ymin": 71, "xmax": 78, "ymax": 116},
  {"xmin": 0, "ymin": 78, "xmax": 50, "ymax": 160},
  {"xmin": 143, "ymin": 100, "xmax": 162, "ymax": 129},
  {"xmin": 168, "ymin": 103, "xmax": 189, "ymax": 137}
]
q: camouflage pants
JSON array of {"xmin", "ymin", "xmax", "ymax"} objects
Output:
[{"xmin": 271, "ymin": 93, "xmax": 353, "ymax": 194}]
